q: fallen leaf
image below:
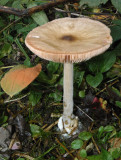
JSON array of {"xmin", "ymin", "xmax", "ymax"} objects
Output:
[
  {"xmin": 73, "ymin": 3, "xmax": 79, "ymax": 11},
  {"xmin": 13, "ymin": 114, "xmax": 26, "ymax": 136},
  {"xmin": 9, "ymin": 133, "xmax": 21, "ymax": 150},
  {"xmin": 109, "ymin": 138, "xmax": 121, "ymax": 149},
  {"xmin": 108, "ymin": 138, "xmax": 121, "ymax": 159},
  {"xmin": 11, "ymin": 141, "xmax": 21, "ymax": 150},
  {"xmin": 99, "ymin": 98, "xmax": 108, "ymax": 111},
  {"xmin": 0, "ymin": 125, "xmax": 12, "ymax": 152},
  {"xmin": 1, "ymin": 64, "xmax": 42, "ymax": 97}
]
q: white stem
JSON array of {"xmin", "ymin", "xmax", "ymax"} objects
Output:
[
  {"xmin": 58, "ymin": 63, "xmax": 78, "ymax": 134},
  {"xmin": 63, "ymin": 63, "xmax": 73, "ymax": 116}
]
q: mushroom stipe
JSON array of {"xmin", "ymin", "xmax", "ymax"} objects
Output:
[{"xmin": 25, "ymin": 17, "xmax": 112, "ymax": 134}]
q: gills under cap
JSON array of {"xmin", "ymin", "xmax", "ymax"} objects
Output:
[{"xmin": 25, "ymin": 17, "xmax": 112, "ymax": 63}]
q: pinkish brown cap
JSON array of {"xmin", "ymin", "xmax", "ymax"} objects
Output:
[{"xmin": 25, "ymin": 17, "xmax": 112, "ymax": 63}]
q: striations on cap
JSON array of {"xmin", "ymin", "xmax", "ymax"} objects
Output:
[{"xmin": 25, "ymin": 17, "xmax": 112, "ymax": 63}]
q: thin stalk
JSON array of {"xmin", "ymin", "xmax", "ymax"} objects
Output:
[
  {"xmin": 58, "ymin": 63, "xmax": 78, "ymax": 134},
  {"xmin": 63, "ymin": 62, "xmax": 73, "ymax": 117},
  {"xmin": 15, "ymin": 38, "xmax": 30, "ymax": 61}
]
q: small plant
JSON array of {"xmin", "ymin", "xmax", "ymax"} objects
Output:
[
  {"xmin": 71, "ymin": 126, "xmax": 121, "ymax": 160},
  {"xmin": 71, "ymin": 131, "xmax": 92, "ymax": 159}
]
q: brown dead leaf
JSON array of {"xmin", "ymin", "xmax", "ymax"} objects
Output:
[
  {"xmin": 1, "ymin": 64, "xmax": 42, "ymax": 97},
  {"xmin": 109, "ymin": 138, "xmax": 121, "ymax": 150}
]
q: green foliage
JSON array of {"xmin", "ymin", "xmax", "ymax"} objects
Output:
[
  {"xmin": 37, "ymin": 62, "xmax": 62, "ymax": 86},
  {"xmin": 74, "ymin": 70, "xmax": 85, "ymax": 87},
  {"xmin": 111, "ymin": 0, "xmax": 121, "ymax": 13},
  {"xmin": 112, "ymin": 148, "xmax": 120, "ymax": 159},
  {"xmin": 0, "ymin": 0, "xmax": 9, "ymax": 5},
  {"xmin": 100, "ymin": 148, "xmax": 113, "ymax": 160},
  {"xmin": 71, "ymin": 126, "xmax": 121, "ymax": 159},
  {"xmin": 17, "ymin": 23, "xmax": 37, "ymax": 35},
  {"xmin": 59, "ymin": 144, "xmax": 66, "ymax": 154},
  {"xmin": 79, "ymin": 131, "xmax": 92, "ymax": 141},
  {"xmin": 103, "ymin": 125, "xmax": 115, "ymax": 132},
  {"xmin": 79, "ymin": 0, "xmax": 108, "ymax": 7},
  {"xmin": 0, "ymin": 43, "xmax": 12, "ymax": 59},
  {"xmin": 20, "ymin": 0, "xmax": 29, "ymax": 5},
  {"xmin": 71, "ymin": 139, "xmax": 83, "ymax": 149},
  {"xmin": 30, "ymin": 124, "xmax": 50, "ymax": 139},
  {"xmin": 80, "ymin": 149, "xmax": 87, "ymax": 158},
  {"xmin": 87, "ymin": 52, "xmax": 116, "ymax": 73},
  {"xmin": 85, "ymin": 48, "xmax": 117, "ymax": 87},
  {"xmin": 0, "ymin": 17, "xmax": 5, "ymax": 29},
  {"xmin": 49, "ymin": 90, "xmax": 62, "ymax": 101},
  {"xmin": 12, "ymin": 0, "xmax": 24, "ymax": 9},
  {"xmin": 47, "ymin": 62, "xmax": 60, "ymax": 75},
  {"xmin": 0, "ymin": 114, "xmax": 8, "ymax": 124},
  {"xmin": 87, "ymin": 154, "xmax": 103, "ymax": 160},
  {"xmin": 49, "ymin": 157, "xmax": 56, "ymax": 160},
  {"xmin": 96, "ymin": 125, "xmax": 116, "ymax": 144},
  {"xmin": 110, "ymin": 26, "xmax": 121, "ymax": 42},
  {"xmin": 38, "ymin": 71, "xmax": 60, "ymax": 85},
  {"xmin": 112, "ymin": 20, "xmax": 121, "ymax": 26},
  {"xmin": 111, "ymin": 87, "xmax": 121, "ymax": 97},
  {"xmin": 86, "ymin": 72, "xmax": 103, "ymax": 88},
  {"xmin": 115, "ymin": 101, "xmax": 121, "ymax": 108},
  {"xmin": 71, "ymin": 131, "xmax": 92, "ymax": 150},
  {"xmin": 30, "ymin": 124, "xmax": 42, "ymax": 137},
  {"xmin": 88, "ymin": 149, "xmax": 113, "ymax": 160},
  {"xmin": 79, "ymin": 90, "xmax": 85, "ymax": 98},
  {"xmin": 31, "ymin": 10, "xmax": 48, "ymax": 26},
  {"xmin": 27, "ymin": 2, "xmax": 48, "ymax": 26},
  {"xmin": 110, "ymin": 148, "xmax": 121, "ymax": 159},
  {"xmin": 29, "ymin": 90, "xmax": 42, "ymax": 106},
  {"xmin": 15, "ymin": 38, "xmax": 30, "ymax": 66},
  {"xmin": 79, "ymin": 0, "xmax": 121, "ymax": 13}
]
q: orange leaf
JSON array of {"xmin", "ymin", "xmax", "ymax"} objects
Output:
[{"xmin": 1, "ymin": 64, "xmax": 42, "ymax": 97}]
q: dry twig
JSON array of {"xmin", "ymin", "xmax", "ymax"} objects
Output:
[
  {"xmin": 44, "ymin": 120, "xmax": 58, "ymax": 132},
  {"xmin": 0, "ymin": 0, "xmax": 77, "ymax": 17},
  {"xmin": 75, "ymin": 105, "xmax": 94, "ymax": 122},
  {"xmin": 91, "ymin": 137, "xmax": 101, "ymax": 154},
  {"xmin": 96, "ymin": 79, "xmax": 119, "ymax": 96},
  {"xmin": 112, "ymin": 111, "xmax": 121, "ymax": 126},
  {"xmin": 13, "ymin": 152, "xmax": 34, "ymax": 160},
  {"xmin": 55, "ymin": 138, "xmax": 74, "ymax": 158}
]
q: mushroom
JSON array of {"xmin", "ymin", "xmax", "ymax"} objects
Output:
[{"xmin": 25, "ymin": 18, "xmax": 112, "ymax": 134}]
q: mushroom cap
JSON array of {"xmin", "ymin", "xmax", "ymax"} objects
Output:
[{"xmin": 25, "ymin": 17, "xmax": 112, "ymax": 63}]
